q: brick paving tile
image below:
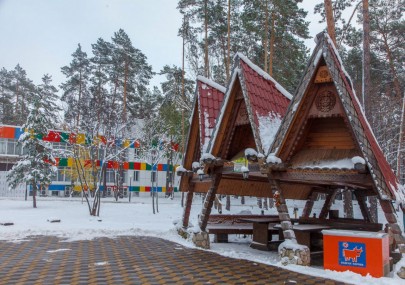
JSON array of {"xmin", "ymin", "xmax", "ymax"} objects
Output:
[{"xmin": 0, "ymin": 236, "xmax": 352, "ymax": 285}]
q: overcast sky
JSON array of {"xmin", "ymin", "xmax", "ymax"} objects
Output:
[{"xmin": 0, "ymin": 0, "xmax": 325, "ymax": 90}]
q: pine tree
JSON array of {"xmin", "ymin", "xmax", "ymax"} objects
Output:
[
  {"xmin": 10, "ymin": 65, "xmax": 35, "ymax": 125},
  {"xmin": 110, "ymin": 29, "xmax": 153, "ymax": 121},
  {"xmin": 37, "ymin": 74, "xmax": 62, "ymax": 124},
  {"xmin": 89, "ymin": 38, "xmax": 113, "ymax": 129},
  {"xmin": 60, "ymin": 44, "xmax": 91, "ymax": 128},
  {"xmin": 7, "ymin": 86, "xmax": 58, "ymax": 208},
  {"xmin": 0, "ymin": 68, "xmax": 14, "ymax": 124}
]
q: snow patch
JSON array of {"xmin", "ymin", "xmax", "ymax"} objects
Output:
[
  {"xmin": 197, "ymin": 75, "xmax": 226, "ymax": 93},
  {"xmin": 257, "ymin": 111, "xmax": 282, "ymax": 154},
  {"xmin": 240, "ymin": 166, "xmax": 249, "ymax": 173},
  {"xmin": 313, "ymin": 49, "xmax": 323, "ymax": 67},
  {"xmin": 244, "ymin": 148, "xmax": 257, "ymax": 157},
  {"xmin": 200, "ymin": 153, "xmax": 215, "ymax": 162},
  {"xmin": 46, "ymin": 248, "xmax": 71, "ymax": 253},
  {"xmin": 93, "ymin": 261, "xmax": 109, "ymax": 266},
  {"xmin": 266, "ymin": 154, "xmax": 282, "ymax": 164},
  {"xmin": 278, "ymin": 239, "xmax": 307, "ymax": 252},
  {"xmin": 175, "ymin": 165, "xmax": 186, "ymax": 173},
  {"xmin": 351, "ymin": 156, "xmax": 366, "ymax": 165},
  {"xmin": 191, "ymin": 161, "xmax": 200, "ymax": 170},
  {"xmin": 296, "ymin": 158, "xmax": 354, "ymax": 169}
]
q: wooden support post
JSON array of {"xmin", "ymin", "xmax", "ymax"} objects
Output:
[
  {"xmin": 380, "ymin": 199, "xmax": 405, "ymax": 246},
  {"xmin": 353, "ymin": 190, "xmax": 372, "ymax": 222},
  {"xmin": 319, "ymin": 189, "xmax": 338, "ymax": 219},
  {"xmin": 270, "ymin": 179, "xmax": 296, "ymax": 241},
  {"xmin": 301, "ymin": 191, "xmax": 318, "ymax": 218},
  {"xmin": 199, "ymin": 168, "xmax": 222, "ymax": 231},
  {"xmin": 182, "ymin": 182, "xmax": 195, "ymax": 228}
]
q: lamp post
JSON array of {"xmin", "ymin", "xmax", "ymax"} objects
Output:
[
  {"xmin": 197, "ymin": 169, "xmax": 204, "ymax": 181},
  {"xmin": 241, "ymin": 166, "xmax": 249, "ymax": 180}
]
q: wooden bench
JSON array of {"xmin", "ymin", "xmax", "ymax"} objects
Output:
[
  {"xmin": 297, "ymin": 217, "xmax": 383, "ymax": 231},
  {"xmin": 207, "ymin": 215, "xmax": 280, "ymax": 243}
]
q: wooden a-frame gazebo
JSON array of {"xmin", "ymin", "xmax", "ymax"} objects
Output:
[
  {"xmin": 179, "ymin": 75, "xmax": 226, "ymax": 228},
  {"xmin": 179, "ymin": 53, "xmax": 291, "ymax": 234},
  {"xmin": 263, "ymin": 32, "xmax": 405, "ymax": 256}
]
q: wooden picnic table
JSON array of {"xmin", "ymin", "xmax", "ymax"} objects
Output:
[
  {"xmin": 238, "ymin": 217, "xmax": 281, "ymax": 251},
  {"xmin": 274, "ymin": 223, "xmax": 331, "ymax": 250}
]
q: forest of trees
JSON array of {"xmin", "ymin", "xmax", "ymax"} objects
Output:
[{"xmin": 0, "ymin": 1, "xmax": 403, "ymax": 182}]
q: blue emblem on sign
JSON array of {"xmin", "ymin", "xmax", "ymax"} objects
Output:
[{"xmin": 338, "ymin": 241, "xmax": 366, "ymax": 267}]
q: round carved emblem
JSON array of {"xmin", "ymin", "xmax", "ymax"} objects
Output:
[
  {"xmin": 319, "ymin": 69, "xmax": 329, "ymax": 79},
  {"xmin": 316, "ymin": 90, "xmax": 336, "ymax": 112}
]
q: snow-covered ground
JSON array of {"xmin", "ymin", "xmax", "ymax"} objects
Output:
[{"xmin": 0, "ymin": 194, "xmax": 404, "ymax": 285}]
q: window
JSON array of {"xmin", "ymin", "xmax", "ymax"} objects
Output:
[
  {"xmin": 51, "ymin": 191, "xmax": 59, "ymax": 196},
  {"xmin": 0, "ymin": 139, "xmax": 6, "ymax": 154},
  {"xmin": 6, "ymin": 140, "xmax": 15, "ymax": 155},
  {"xmin": 52, "ymin": 142, "xmax": 67, "ymax": 150},
  {"xmin": 133, "ymin": 148, "xmax": 140, "ymax": 158},
  {"xmin": 133, "ymin": 171, "xmax": 139, "ymax": 182},
  {"xmin": 106, "ymin": 170, "xmax": 115, "ymax": 183}
]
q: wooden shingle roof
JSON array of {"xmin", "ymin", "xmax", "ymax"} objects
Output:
[
  {"xmin": 207, "ymin": 53, "xmax": 291, "ymax": 156},
  {"xmin": 197, "ymin": 76, "xmax": 226, "ymax": 151}
]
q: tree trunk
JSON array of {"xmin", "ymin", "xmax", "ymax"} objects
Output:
[
  {"xmin": 324, "ymin": 0, "xmax": 337, "ymax": 45},
  {"xmin": 123, "ymin": 58, "xmax": 128, "ymax": 123},
  {"xmin": 225, "ymin": 195, "xmax": 230, "ymax": 211},
  {"xmin": 77, "ymin": 71, "xmax": 82, "ymax": 127},
  {"xmin": 382, "ymin": 33, "xmax": 402, "ymax": 98},
  {"xmin": 226, "ymin": 0, "xmax": 231, "ymax": 81},
  {"xmin": 181, "ymin": 17, "xmax": 186, "ymax": 156},
  {"xmin": 362, "ymin": 0, "xmax": 371, "ymax": 117},
  {"xmin": 263, "ymin": 0, "xmax": 269, "ymax": 73},
  {"xmin": 257, "ymin": 197, "xmax": 262, "ymax": 209},
  {"xmin": 32, "ymin": 181, "xmax": 37, "ymax": 208},
  {"xmin": 363, "ymin": 0, "xmax": 378, "ymax": 222},
  {"xmin": 269, "ymin": 11, "xmax": 275, "ymax": 76},
  {"xmin": 204, "ymin": 0, "xmax": 209, "ymax": 78},
  {"xmin": 263, "ymin": 198, "xmax": 268, "ymax": 210},
  {"xmin": 397, "ymin": 94, "xmax": 405, "ymax": 183}
]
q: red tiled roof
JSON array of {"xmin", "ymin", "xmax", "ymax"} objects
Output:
[
  {"xmin": 326, "ymin": 40, "xmax": 399, "ymax": 196},
  {"xmin": 197, "ymin": 78, "xmax": 226, "ymax": 148},
  {"xmin": 239, "ymin": 60, "xmax": 291, "ymax": 127}
]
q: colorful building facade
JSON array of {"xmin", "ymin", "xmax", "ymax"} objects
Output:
[{"xmin": 0, "ymin": 125, "xmax": 179, "ymax": 198}]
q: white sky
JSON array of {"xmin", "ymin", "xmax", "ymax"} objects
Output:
[{"xmin": 0, "ymin": 0, "xmax": 324, "ymax": 90}]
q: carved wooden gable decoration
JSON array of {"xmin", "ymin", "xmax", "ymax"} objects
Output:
[
  {"xmin": 207, "ymin": 53, "xmax": 291, "ymax": 161},
  {"xmin": 269, "ymin": 32, "xmax": 399, "ymax": 201}
]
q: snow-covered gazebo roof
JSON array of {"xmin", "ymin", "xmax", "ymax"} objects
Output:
[{"xmin": 206, "ymin": 52, "xmax": 291, "ymax": 158}]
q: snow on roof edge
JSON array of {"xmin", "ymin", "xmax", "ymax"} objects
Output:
[
  {"xmin": 234, "ymin": 52, "xmax": 293, "ymax": 100},
  {"xmin": 197, "ymin": 75, "xmax": 226, "ymax": 94}
]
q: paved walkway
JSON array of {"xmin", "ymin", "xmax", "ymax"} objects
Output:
[{"xmin": 0, "ymin": 236, "xmax": 350, "ymax": 285}]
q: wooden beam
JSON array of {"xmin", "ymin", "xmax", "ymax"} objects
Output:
[
  {"xmin": 198, "ymin": 168, "xmax": 223, "ymax": 231},
  {"xmin": 182, "ymin": 180, "xmax": 195, "ymax": 228},
  {"xmin": 301, "ymin": 190, "xmax": 318, "ymax": 218},
  {"xmin": 268, "ymin": 176, "xmax": 296, "ymax": 241},
  {"xmin": 319, "ymin": 189, "xmax": 338, "ymax": 219},
  {"xmin": 270, "ymin": 171, "xmax": 374, "ymax": 189},
  {"xmin": 353, "ymin": 190, "xmax": 373, "ymax": 223}
]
